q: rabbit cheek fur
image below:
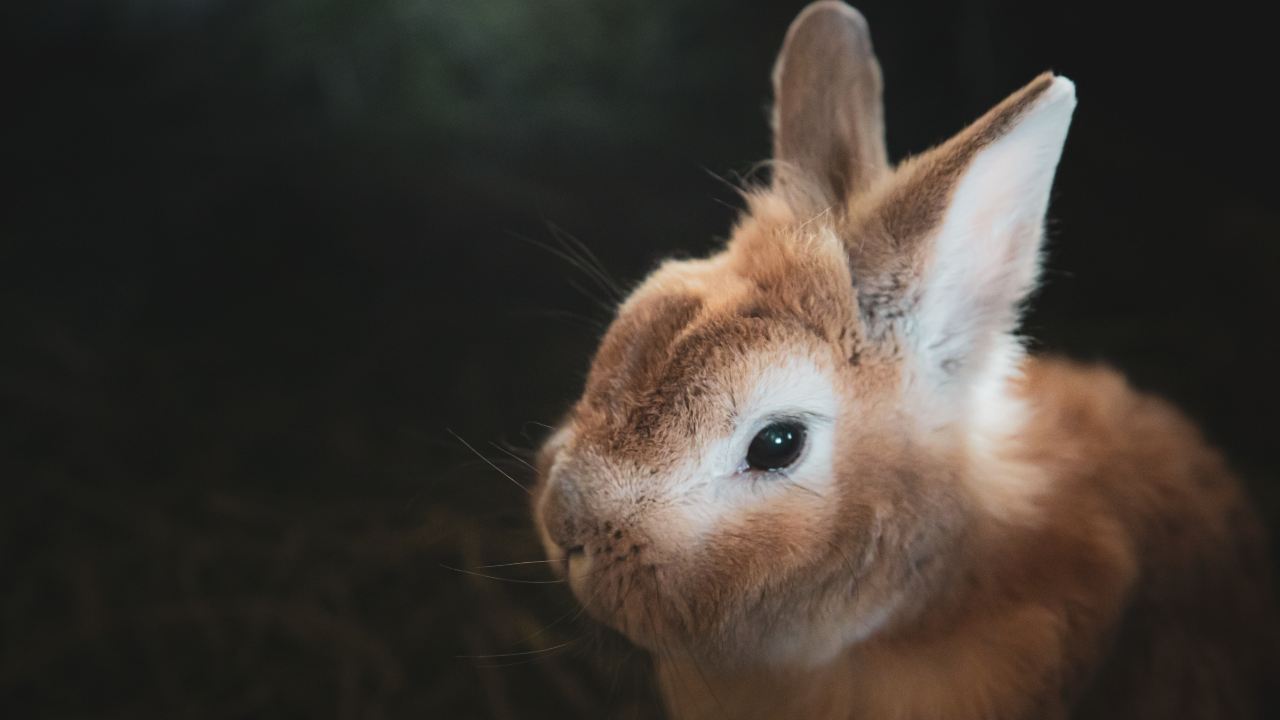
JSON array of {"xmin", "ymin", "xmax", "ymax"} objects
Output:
[
  {"xmin": 532, "ymin": 2, "xmax": 1276, "ymax": 718},
  {"xmin": 534, "ymin": 244, "xmax": 971, "ymax": 665}
]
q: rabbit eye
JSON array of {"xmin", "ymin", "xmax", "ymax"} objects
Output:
[{"xmin": 746, "ymin": 421, "xmax": 806, "ymax": 472}]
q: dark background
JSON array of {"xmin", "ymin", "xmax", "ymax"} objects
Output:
[{"xmin": 4, "ymin": 1, "xmax": 1277, "ymax": 717}]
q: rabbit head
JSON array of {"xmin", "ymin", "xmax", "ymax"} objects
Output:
[{"xmin": 532, "ymin": 0, "xmax": 1076, "ymax": 666}]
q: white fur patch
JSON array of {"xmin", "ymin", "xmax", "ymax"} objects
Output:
[
  {"xmin": 912, "ymin": 76, "xmax": 1075, "ymax": 398},
  {"xmin": 664, "ymin": 355, "xmax": 840, "ymax": 543},
  {"xmin": 964, "ymin": 336, "xmax": 1048, "ymax": 522},
  {"xmin": 904, "ymin": 78, "xmax": 1074, "ymax": 522},
  {"xmin": 766, "ymin": 587, "xmax": 906, "ymax": 667}
]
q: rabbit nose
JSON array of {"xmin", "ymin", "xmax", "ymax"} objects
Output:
[
  {"xmin": 540, "ymin": 472, "xmax": 635, "ymax": 558},
  {"xmin": 538, "ymin": 456, "xmax": 653, "ymax": 557},
  {"xmin": 540, "ymin": 472, "xmax": 590, "ymax": 552}
]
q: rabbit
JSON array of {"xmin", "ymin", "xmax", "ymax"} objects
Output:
[{"xmin": 530, "ymin": 2, "xmax": 1277, "ymax": 718}]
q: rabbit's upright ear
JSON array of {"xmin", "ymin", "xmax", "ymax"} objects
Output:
[
  {"xmin": 857, "ymin": 73, "xmax": 1076, "ymax": 400},
  {"xmin": 771, "ymin": 2, "xmax": 888, "ymax": 212}
]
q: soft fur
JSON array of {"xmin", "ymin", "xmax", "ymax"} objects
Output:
[{"xmin": 531, "ymin": 2, "xmax": 1277, "ymax": 717}]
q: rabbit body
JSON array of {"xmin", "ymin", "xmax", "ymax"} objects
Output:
[
  {"xmin": 532, "ymin": 3, "xmax": 1276, "ymax": 718},
  {"xmin": 654, "ymin": 357, "xmax": 1274, "ymax": 719}
]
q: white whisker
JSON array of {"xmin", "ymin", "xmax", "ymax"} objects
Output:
[
  {"xmin": 440, "ymin": 564, "xmax": 563, "ymax": 585},
  {"xmin": 476, "ymin": 559, "xmax": 557, "ymax": 569},
  {"xmin": 446, "ymin": 428, "xmax": 531, "ymax": 495},
  {"xmin": 488, "ymin": 441, "xmax": 537, "ymax": 472},
  {"xmin": 457, "ymin": 638, "xmax": 579, "ymax": 660}
]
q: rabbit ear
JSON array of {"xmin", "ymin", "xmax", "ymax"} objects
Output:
[
  {"xmin": 856, "ymin": 73, "xmax": 1076, "ymax": 397},
  {"xmin": 771, "ymin": 2, "xmax": 888, "ymax": 212}
]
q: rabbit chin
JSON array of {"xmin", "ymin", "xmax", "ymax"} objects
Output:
[
  {"xmin": 558, "ymin": 520, "xmax": 913, "ymax": 668},
  {"xmin": 571, "ymin": 559, "xmax": 908, "ymax": 667}
]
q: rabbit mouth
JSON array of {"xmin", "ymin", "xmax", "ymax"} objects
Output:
[
  {"xmin": 575, "ymin": 561, "xmax": 689, "ymax": 648},
  {"xmin": 561, "ymin": 544, "xmax": 584, "ymax": 575}
]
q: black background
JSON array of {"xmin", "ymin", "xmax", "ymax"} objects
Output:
[{"xmin": 4, "ymin": 1, "xmax": 1278, "ymax": 717}]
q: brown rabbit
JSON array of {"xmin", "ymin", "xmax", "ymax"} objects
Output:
[{"xmin": 531, "ymin": 2, "xmax": 1277, "ymax": 717}]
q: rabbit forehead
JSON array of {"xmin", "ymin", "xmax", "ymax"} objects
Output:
[
  {"xmin": 576, "ymin": 316, "xmax": 838, "ymax": 461},
  {"xmin": 575, "ymin": 235, "xmax": 854, "ymax": 463},
  {"xmin": 562, "ymin": 353, "xmax": 841, "ymax": 541}
]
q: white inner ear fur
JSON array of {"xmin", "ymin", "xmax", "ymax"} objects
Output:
[
  {"xmin": 910, "ymin": 77, "xmax": 1075, "ymax": 521},
  {"xmin": 911, "ymin": 77, "xmax": 1075, "ymax": 400}
]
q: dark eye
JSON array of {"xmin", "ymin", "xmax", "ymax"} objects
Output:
[{"xmin": 746, "ymin": 421, "xmax": 806, "ymax": 472}]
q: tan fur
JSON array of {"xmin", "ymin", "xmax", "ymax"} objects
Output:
[
  {"xmin": 531, "ymin": 3, "xmax": 1276, "ymax": 718},
  {"xmin": 772, "ymin": 0, "xmax": 888, "ymax": 209}
]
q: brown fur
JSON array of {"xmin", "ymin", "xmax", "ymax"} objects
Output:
[
  {"xmin": 531, "ymin": 3, "xmax": 1277, "ymax": 718},
  {"xmin": 772, "ymin": 0, "xmax": 888, "ymax": 208}
]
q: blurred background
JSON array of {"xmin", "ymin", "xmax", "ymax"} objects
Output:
[{"xmin": 3, "ymin": 0, "xmax": 1277, "ymax": 717}]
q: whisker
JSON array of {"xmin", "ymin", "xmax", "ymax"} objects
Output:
[
  {"xmin": 782, "ymin": 478, "xmax": 826, "ymax": 501},
  {"xmin": 509, "ymin": 230, "xmax": 620, "ymax": 308},
  {"xmin": 502, "ymin": 556, "xmax": 628, "ymax": 653},
  {"xmin": 643, "ymin": 569, "xmax": 732, "ymax": 720},
  {"xmin": 488, "ymin": 441, "xmax": 538, "ymax": 472},
  {"xmin": 700, "ymin": 165, "xmax": 753, "ymax": 206},
  {"xmin": 509, "ymin": 307, "xmax": 609, "ymax": 333},
  {"xmin": 498, "ymin": 590, "xmax": 595, "ymax": 655},
  {"xmin": 688, "ymin": 651, "xmax": 730, "ymax": 720},
  {"xmin": 446, "ymin": 428, "xmax": 531, "ymax": 495},
  {"xmin": 476, "ymin": 559, "xmax": 557, "ymax": 569},
  {"xmin": 547, "ymin": 223, "xmax": 626, "ymax": 301},
  {"xmin": 605, "ymin": 638, "xmax": 642, "ymax": 705},
  {"xmin": 470, "ymin": 650, "xmax": 576, "ymax": 669},
  {"xmin": 458, "ymin": 637, "xmax": 580, "ymax": 660},
  {"xmin": 545, "ymin": 228, "xmax": 608, "ymax": 286},
  {"xmin": 440, "ymin": 563, "xmax": 564, "ymax": 585},
  {"xmin": 567, "ymin": 278, "xmax": 618, "ymax": 315},
  {"xmin": 647, "ymin": 603, "xmax": 699, "ymax": 718},
  {"xmin": 709, "ymin": 196, "xmax": 740, "ymax": 213}
]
